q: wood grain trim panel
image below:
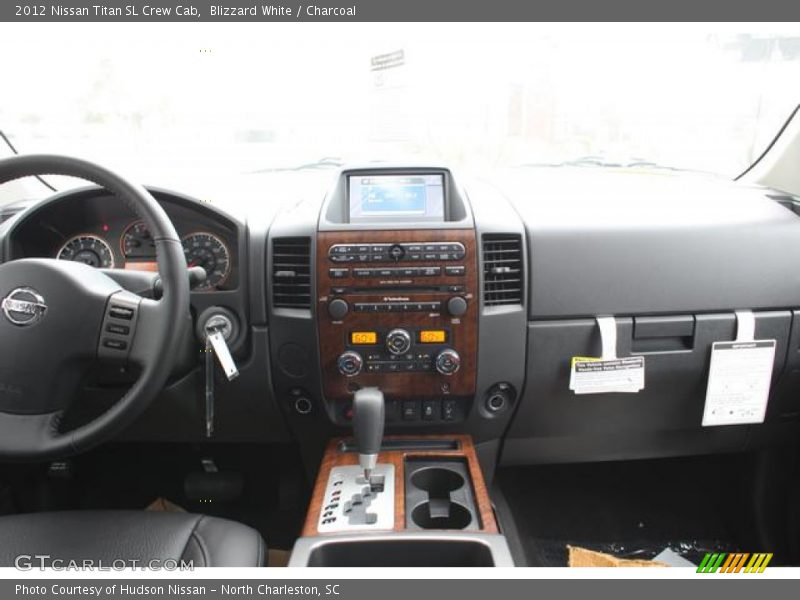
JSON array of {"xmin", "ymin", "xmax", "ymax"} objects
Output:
[
  {"xmin": 316, "ymin": 229, "xmax": 478, "ymax": 401},
  {"xmin": 301, "ymin": 435, "xmax": 497, "ymax": 536}
]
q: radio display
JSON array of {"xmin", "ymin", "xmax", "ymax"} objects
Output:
[
  {"xmin": 350, "ymin": 331, "xmax": 378, "ymax": 345},
  {"xmin": 348, "ymin": 174, "xmax": 445, "ymax": 223},
  {"xmin": 419, "ymin": 330, "xmax": 447, "ymax": 344}
]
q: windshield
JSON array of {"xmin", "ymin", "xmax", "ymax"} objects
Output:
[{"xmin": 2, "ymin": 23, "xmax": 799, "ymax": 196}]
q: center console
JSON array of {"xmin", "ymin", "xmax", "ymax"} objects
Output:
[
  {"xmin": 288, "ymin": 435, "xmax": 514, "ymax": 567},
  {"xmin": 316, "ymin": 167, "xmax": 478, "ymax": 426},
  {"xmin": 287, "ymin": 167, "xmax": 513, "ymax": 566}
]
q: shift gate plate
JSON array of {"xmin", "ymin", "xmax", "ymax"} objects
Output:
[{"xmin": 317, "ymin": 464, "xmax": 395, "ymax": 533}]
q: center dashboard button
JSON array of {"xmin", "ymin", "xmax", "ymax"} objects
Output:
[
  {"xmin": 386, "ymin": 328, "xmax": 412, "ymax": 355},
  {"xmin": 388, "ymin": 244, "xmax": 405, "ymax": 261},
  {"xmin": 327, "ymin": 298, "xmax": 349, "ymax": 320},
  {"xmin": 402, "ymin": 401, "xmax": 418, "ymax": 420},
  {"xmin": 445, "ymin": 265, "xmax": 466, "ymax": 276}
]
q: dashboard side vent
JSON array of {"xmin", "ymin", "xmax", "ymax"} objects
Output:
[
  {"xmin": 272, "ymin": 237, "xmax": 312, "ymax": 309},
  {"xmin": 482, "ymin": 234, "xmax": 523, "ymax": 306}
]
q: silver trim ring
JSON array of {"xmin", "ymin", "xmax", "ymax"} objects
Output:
[{"xmin": 2, "ymin": 287, "xmax": 47, "ymax": 326}]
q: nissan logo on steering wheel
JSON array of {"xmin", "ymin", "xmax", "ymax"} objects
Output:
[{"xmin": 1, "ymin": 287, "xmax": 47, "ymax": 326}]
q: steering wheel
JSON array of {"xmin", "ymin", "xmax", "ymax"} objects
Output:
[{"xmin": 0, "ymin": 155, "xmax": 190, "ymax": 461}]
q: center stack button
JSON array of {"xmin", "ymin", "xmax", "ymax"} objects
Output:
[
  {"xmin": 435, "ymin": 349, "xmax": 461, "ymax": 375},
  {"xmin": 386, "ymin": 328, "xmax": 412, "ymax": 355},
  {"xmin": 388, "ymin": 244, "xmax": 405, "ymax": 261},
  {"xmin": 328, "ymin": 298, "xmax": 349, "ymax": 320},
  {"xmin": 337, "ymin": 351, "xmax": 363, "ymax": 376}
]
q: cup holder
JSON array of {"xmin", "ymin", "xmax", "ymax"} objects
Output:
[
  {"xmin": 410, "ymin": 468, "xmax": 465, "ymax": 495},
  {"xmin": 405, "ymin": 458, "xmax": 479, "ymax": 531},
  {"xmin": 411, "ymin": 500, "xmax": 472, "ymax": 530}
]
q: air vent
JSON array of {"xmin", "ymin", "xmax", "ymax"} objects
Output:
[
  {"xmin": 482, "ymin": 234, "xmax": 523, "ymax": 306},
  {"xmin": 272, "ymin": 237, "xmax": 311, "ymax": 309}
]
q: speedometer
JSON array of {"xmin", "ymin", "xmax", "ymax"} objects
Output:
[
  {"xmin": 181, "ymin": 232, "xmax": 231, "ymax": 290},
  {"xmin": 57, "ymin": 235, "xmax": 116, "ymax": 268}
]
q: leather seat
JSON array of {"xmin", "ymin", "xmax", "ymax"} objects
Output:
[{"xmin": 0, "ymin": 511, "xmax": 266, "ymax": 567}]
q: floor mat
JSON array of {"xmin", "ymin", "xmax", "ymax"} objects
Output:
[
  {"xmin": 568, "ymin": 545, "xmax": 668, "ymax": 567},
  {"xmin": 498, "ymin": 454, "xmax": 762, "ymax": 567},
  {"xmin": 525, "ymin": 536, "xmax": 740, "ymax": 567}
]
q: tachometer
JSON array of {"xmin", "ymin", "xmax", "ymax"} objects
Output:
[
  {"xmin": 57, "ymin": 234, "xmax": 116, "ymax": 268},
  {"xmin": 181, "ymin": 232, "xmax": 231, "ymax": 290},
  {"xmin": 121, "ymin": 220, "xmax": 156, "ymax": 259}
]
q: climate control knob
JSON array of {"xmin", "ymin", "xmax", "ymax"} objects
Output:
[
  {"xmin": 328, "ymin": 298, "xmax": 349, "ymax": 320},
  {"xmin": 385, "ymin": 328, "xmax": 412, "ymax": 355},
  {"xmin": 337, "ymin": 351, "xmax": 363, "ymax": 376},
  {"xmin": 435, "ymin": 349, "xmax": 461, "ymax": 375}
]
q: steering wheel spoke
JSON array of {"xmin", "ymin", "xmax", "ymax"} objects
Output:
[
  {"xmin": 99, "ymin": 268, "xmax": 160, "ymax": 298},
  {"xmin": 97, "ymin": 290, "xmax": 143, "ymax": 364},
  {"xmin": 125, "ymin": 297, "xmax": 166, "ymax": 368}
]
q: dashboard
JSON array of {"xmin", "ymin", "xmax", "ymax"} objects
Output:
[{"xmin": 3, "ymin": 165, "xmax": 800, "ymax": 470}]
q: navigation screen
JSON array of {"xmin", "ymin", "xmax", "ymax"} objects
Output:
[{"xmin": 348, "ymin": 174, "xmax": 445, "ymax": 223}]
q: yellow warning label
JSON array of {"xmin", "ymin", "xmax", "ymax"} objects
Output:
[{"xmin": 571, "ymin": 356, "xmax": 602, "ymax": 368}]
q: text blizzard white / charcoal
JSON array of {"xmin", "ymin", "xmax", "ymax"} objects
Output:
[{"xmin": 210, "ymin": 5, "xmax": 357, "ymax": 16}]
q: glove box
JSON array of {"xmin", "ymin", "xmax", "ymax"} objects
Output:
[{"xmin": 502, "ymin": 311, "xmax": 794, "ymax": 464}]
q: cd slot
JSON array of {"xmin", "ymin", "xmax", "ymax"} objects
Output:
[
  {"xmin": 330, "ymin": 285, "xmax": 465, "ymax": 294},
  {"xmin": 352, "ymin": 286, "xmax": 440, "ymax": 294}
]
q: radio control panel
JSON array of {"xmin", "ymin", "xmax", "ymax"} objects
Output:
[
  {"xmin": 329, "ymin": 265, "xmax": 466, "ymax": 279},
  {"xmin": 316, "ymin": 230, "xmax": 478, "ymax": 404},
  {"xmin": 328, "ymin": 242, "xmax": 466, "ymax": 263}
]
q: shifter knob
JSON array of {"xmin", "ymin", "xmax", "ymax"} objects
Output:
[{"xmin": 352, "ymin": 387, "xmax": 385, "ymax": 480}]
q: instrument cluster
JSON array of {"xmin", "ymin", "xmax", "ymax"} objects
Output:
[
  {"xmin": 54, "ymin": 220, "xmax": 233, "ymax": 291},
  {"xmin": 6, "ymin": 190, "xmax": 242, "ymax": 292}
]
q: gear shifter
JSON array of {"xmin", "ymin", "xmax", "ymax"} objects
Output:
[{"xmin": 352, "ymin": 387, "xmax": 385, "ymax": 482}]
